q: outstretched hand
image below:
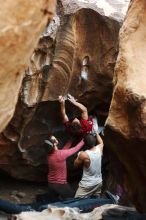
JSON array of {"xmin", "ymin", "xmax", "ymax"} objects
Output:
[
  {"xmin": 50, "ymin": 136, "xmax": 59, "ymax": 145},
  {"xmin": 58, "ymin": 95, "xmax": 65, "ymax": 104},
  {"xmin": 67, "ymin": 94, "xmax": 77, "ymax": 103}
]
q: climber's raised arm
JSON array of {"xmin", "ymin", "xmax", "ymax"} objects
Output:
[
  {"xmin": 95, "ymin": 131, "xmax": 104, "ymax": 153},
  {"xmin": 58, "ymin": 96, "xmax": 69, "ymax": 123},
  {"xmin": 67, "ymin": 94, "xmax": 88, "ymax": 120}
]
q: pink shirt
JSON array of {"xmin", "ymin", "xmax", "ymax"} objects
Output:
[{"xmin": 47, "ymin": 140, "xmax": 84, "ymax": 184}]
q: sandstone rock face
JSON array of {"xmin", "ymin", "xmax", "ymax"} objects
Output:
[
  {"xmin": 0, "ymin": 6, "xmax": 120, "ymax": 180},
  {"xmin": 13, "ymin": 204, "xmax": 146, "ymax": 220},
  {"xmin": 42, "ymin": 9, "xmax": 120, "ymax": 104},
  {"xmin": 105, "ymin": 0, "xmax": 146, "ymax": 213},
  {"xmin": 62, "ymin": 0, "xmax": 130, "ymax": 22},
  {"xmin": 0, "ymin": 0, "xmax": 56, "ymax": 133},
  {"xmin": 0, "ymin": 0, "xmax": 124, "ymax": 182}
]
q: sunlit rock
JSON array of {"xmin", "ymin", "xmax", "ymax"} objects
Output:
[
  {"xmin": 0, "ymin": 0, "xmax": 56, "ymax": 132},
  {"xmin": 61, "ymin": 0, "xmax": 130, "ymax": 22},
  {"xmin": 13, "ymin": 204, "xmax": 146, "ymax": 220},
  {"xmin": 1, "ymin": 1, "xmax": 120, "ymax": 180},
  {"xmin": 105, "ymin": 0, "xmax": 146, "ymax": 213}
]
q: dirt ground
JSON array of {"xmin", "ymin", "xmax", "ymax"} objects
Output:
[{"xmin": 0, "ymin": 175, "xmax": 48, "ymax": 204}]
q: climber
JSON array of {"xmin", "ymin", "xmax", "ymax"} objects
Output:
[
  {"xmin": 74, "ymin": 132, "xmax": 103, "ymax": 198},
  {"xmin": 58, "ymin": 95, "xmax": 94, "ymax": 137},
  {"xmin": 45, "ymin": 135, "xmax": 85, "ymax": 200}
]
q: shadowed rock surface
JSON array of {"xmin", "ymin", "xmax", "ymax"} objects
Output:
[
  {"xmin": 105, "ymin": 0, "xmax": 146, "ymax": 213},
  {"xmin": 0, "ymin": 4, "xmax": 120, "ymax": 180},
  {"xmin": 2, "ymin": 0, "xmax": 146, "ymax": 216}
]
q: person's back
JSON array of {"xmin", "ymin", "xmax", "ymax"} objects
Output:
[
  {"xmin": 79, "ymin": 147, "xmax": 102, "ymax": 188},
  {"xmin": 46, "ymin": 137, "xmax": 84, "ymax": 200},
  {"xmin": 48, "ymin": 150, "xmax": 67, "ymax": 184},
  {"xmin": 74, "ymin": 133, "xmax": 103, "ymax": 198},
  {"xmin": 47, "ymin": 139, "xmax": 85, "ymax": 184}
]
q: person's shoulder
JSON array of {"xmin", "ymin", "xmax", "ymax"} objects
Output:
[
  {"xmin": 80, "ymin": 118, "xmax": 93, "ymax": 124},
  {"xmin": 79, "ymin": 151, "xmax": 88, "ymax": 159},
  {"xmin": 64, "ymin": 120, "xmax": 71, "ymax": 125},
  {"xmin": 80, "ymin": 119, "xmax": 88, "ymax": 124},
  {"xmin": 97, "ymin": 143, "xmax": 103, "ymax": 147},
  {"xmin": 96, "ymin": 143, "xmax": 103, "ymax": 154}
]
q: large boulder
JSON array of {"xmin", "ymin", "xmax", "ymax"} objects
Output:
[
  {"xmin": 13, "ymin": 204, "xmax": 146, "ymax": 220},
  {"xmin": 0, "ymin": 0, "xmax": 131, "ymax": 181},
  {"xmin": 61, "ymin": 0, "xmax": 130, "ymax": 22},
  {"xmin": 0, "ymin": 0, "xmax": 56, "ymax": 133},
  {"xmin": 0, "ymin": 3, "xmax": 120, "ymax": 180},
  {"xmin": 105, "ymin": 0, "xmax": 146, "ymax": 213}
]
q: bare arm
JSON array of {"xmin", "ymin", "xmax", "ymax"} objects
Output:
[
  {"xmin": 58, "ymin": 96, "xmax": 69, "ymax": 123},
  {"xmin": 74, "ymin": 151, "xmax": 90, "ymax": 168},
  {"xmin": 74, "ymin": 152, "xmax": 84, "ymax": 167},
  {"xmin": 67, "ymin": 95, "xmax": 88, "ymax": 120},
  {"xmin": 96, "ymin": 132, "xmax": 104, "ymax": 153}
]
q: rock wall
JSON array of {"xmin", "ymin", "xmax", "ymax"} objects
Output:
[
  {"xmin": 62, "ymin": 0, "xmax": 130, "ymax": 22},
  {"xmin": 13, "ymin": 204, "xmax": 146, "ymax": 220},
  {"xmin": 0, "ymin": 0, "xmax": 56, "ymax": 133},
  {"xmin": 0, "ymin": 3, "xmax": 120, "ymax": 180},
  {"xmin": 105, "ymin": 0, "xmax": 146, "ymax": 213}
]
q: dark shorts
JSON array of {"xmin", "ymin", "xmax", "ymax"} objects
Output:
[{"xmin": 48, "ymin": 182, "xmax": 74, "ymax": 200}]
